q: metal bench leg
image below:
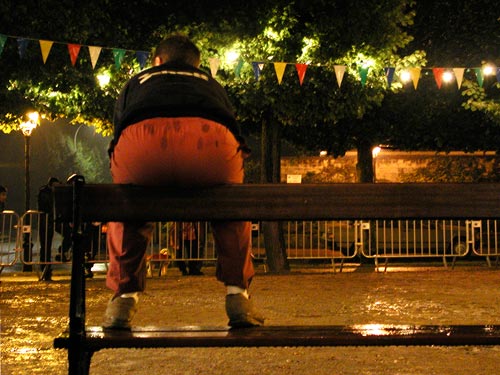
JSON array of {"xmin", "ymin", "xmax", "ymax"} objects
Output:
[
  {"xmin": 67, "ymin": 175, "xmax": 88, "ymax": 375},
  {"xmin": 68, "ymin": 344, "xmax": 93, "ymax": 375}
]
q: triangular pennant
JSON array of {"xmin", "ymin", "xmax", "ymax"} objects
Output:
[
  {"xmin": 252, "ymin": 61, "xmax": 264, "ymax": 81},
  {"xmin": 88, "ymin": 46, "xmax": 102, "ymax": 69},
  {"xmin": 273, "ymin": 62, "xmax": 287, "ymax": 84},
  {"xmin": 39, "ymin": 40, "xmax": 53, "ymax": 64},
  {"xmin": 295, "ymin": 63, "xmax": 308, "ymax": 85},
  {"xmin": 17, "ymin": 38, "xmax": 29, "ymax": 59},
  {"xmin": 474, "ymin": 68, "xmax": 484, "ymax": 87},
  {"xmin": 334, "ymin": 65, "xmax": 346, "ymax": 87},
  {"xmin": 358, "ymin": 66, "xmax": 369, "ymax": 87},
  {"xmin": 208, "ymin": 57, "xmax": 220, "ymax": 77},
  {"xmin": 384, "ymin": 67, "xmax": 395, "ymax": 88},
  {"xmin": 432, "ymin": 67, "xmax": 444, "ymax": 89},
  {"xmin": 453, "ymin": 68, "xmax": 465, "ymax": 89},
  {"xmin": 0, "ymin": 34, "xmax": 7, "ymax": 57},
  {"xmin": 67, "ymin": 44, "xmax": 81, "ymax": 66},
  {"xmin": 136, "ymin": 51, "xmax": 149, "ymax": 69},
  {"xmin": 235, "ymin": 58, "xmax": 244, "ymax": 77},
  {"xmin": 408, "ymin": 67, "xmax": 421, "ymax": 89},
  {"xmin": 495, "ymin": 67, "xmax": 500, "ymax": 83},
  {"xmin": 113, "ymin": 49, "xmax": 126, "ymax": 69}
]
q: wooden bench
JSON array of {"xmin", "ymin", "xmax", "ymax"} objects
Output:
[{"xmin": 52, "ymin": 176, "xmax": 500, "ymax": 375}]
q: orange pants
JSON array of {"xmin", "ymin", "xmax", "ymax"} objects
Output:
[{"xmin": 106, "ymin": 118, "xmax": 254, "ymax": 296}]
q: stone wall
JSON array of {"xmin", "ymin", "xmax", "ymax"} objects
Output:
[{"xmin": 281, "ymin": 151, "xmax": 499, "ymax": 183}]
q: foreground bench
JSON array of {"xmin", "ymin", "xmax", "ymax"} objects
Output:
[{"xmin": 53, "ymin": 176, "xmax": 500, "ymax": 375}]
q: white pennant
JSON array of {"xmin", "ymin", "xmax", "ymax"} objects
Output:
[
  {"xmin": 88, "ymin": 46, "xmax": 102, "ymax": 69},
  {"xmin": 208, "ymin": 57, "xmax": 220, "ymax": 77}
]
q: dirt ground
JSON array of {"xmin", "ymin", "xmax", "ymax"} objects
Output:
[{"xmin": 2, "ymin": 262, "xmax": 500, "ymax": 375}]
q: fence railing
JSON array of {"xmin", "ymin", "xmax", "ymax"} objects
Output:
[{"xmin": 1, "ymin": 210, "xmax": 499, "ymax": 274}]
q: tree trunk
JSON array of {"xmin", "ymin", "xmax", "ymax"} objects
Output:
[
  {"xmin": 356, "ymin": 138, "xmax": 376, "ymax": 262},
  {"xmin": 356, "ymin": 139, "xmax": 375, "ymax": 183},
  {"xmin": 260, "ymin": 111, "xmax": 290, "ymax": 273}
]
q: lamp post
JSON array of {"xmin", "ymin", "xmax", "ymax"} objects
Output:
[{"xmin": 20, "ymin": 111, "xmax": 39, "ymax": 272}]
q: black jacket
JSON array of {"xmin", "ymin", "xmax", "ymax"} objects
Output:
[{"xmin": 113, "ymin": 61, "xmax": 239, "ymax": 144}]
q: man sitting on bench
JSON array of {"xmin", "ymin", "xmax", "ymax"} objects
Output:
[{"xmin": 103, "ymin": 33, "xmax": 265, "ymax": 329}]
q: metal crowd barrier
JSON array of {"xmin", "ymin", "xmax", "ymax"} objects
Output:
[
  {"xmin": 471, "ymin": 220, "xmax": 500, "ymax": 266},
  {"xmin": 1, "ymin": 210, "xmax": 499, "ymax": 275},
  {"xmin": 360, "ymin": 219, "xmax": 472, "ymax": 270},
  {"xmin": 0, "ymin": 210, "xmax": 21, "ymax": 268}
]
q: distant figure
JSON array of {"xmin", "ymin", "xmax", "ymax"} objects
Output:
[
  {"xmin": 82, "ymin": 221, "xmax": 102, "ymax": 279},
  {"xmin": 171, "ymin": 222, "xmax": 205, "ymax": 276},
  {"xmin": 0, "ymin": 185, "xmax": 7, "ymax": 212},
  {"xmin": 37, "ymin": 177, "xmax": 60, "ymax": 281}
]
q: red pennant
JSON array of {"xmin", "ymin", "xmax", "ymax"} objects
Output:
[
  {"xmin": 295, "ymin": 63, "xmax": 308, "ymax": 85},
  {"xmin": 67, "ymin": 44, "xmax": 81, "ymax": 66},
  {"xmin": 432, "ymin": 67, "xmax": 444, "ymax": 89}
]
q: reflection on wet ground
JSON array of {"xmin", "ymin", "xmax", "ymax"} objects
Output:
[{"xmin": 2, "ymin": 265, "xmax": 500, "ymax": 375}]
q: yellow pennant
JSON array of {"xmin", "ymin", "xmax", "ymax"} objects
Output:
[
  {"xmin": 273, "ymin": 62, "xmax": 287, "ymax": 84},
  {"xmin": 39, "ymin": 40, "xmax": 53, "ymax": 64},
  {"xmin": 453, "ymin": 68, "xmax": 465, "ymax": 89},
  {"xmin": 409, "ymin": 67, "xmax": 421, "ymax": 89},
  {"xmin": 88, "ymin": 46, "xmax": 102, "ymax": 69},
  {"xmin": 334, "ymin": 65, "xmax": 346, "ymax": 88}
]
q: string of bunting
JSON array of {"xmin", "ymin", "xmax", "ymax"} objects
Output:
[{"xmin": 1, "ymin": 34, "xmax": 499, "ymax": 89}]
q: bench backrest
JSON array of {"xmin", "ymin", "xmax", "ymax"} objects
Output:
[{"xmin": 54, "ymin": 183, "xmax": 500, "ymax": 222}]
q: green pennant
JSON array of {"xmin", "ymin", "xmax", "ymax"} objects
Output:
[
  {"xmin": 474, "ymin": 68, "xmax": 484, "ymax": 87},
  {"xmin": 113, "ymin": 49, "xmax": 126, "ymax": 69},
  {"xmin": 359, "ymin": 66, "xmax": 369, "ymax": 87},
  {"xmin": 235, "ymin": 58, "xmax": 244, "ymax": 77}
]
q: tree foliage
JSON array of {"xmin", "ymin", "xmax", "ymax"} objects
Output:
[
  {"xmin": 1, "ymin": 0, "xmax": 498, "ymax": 156},
  {"xmin": 403, "ymin": 0, "xmax": 500, "ymax": 145}
]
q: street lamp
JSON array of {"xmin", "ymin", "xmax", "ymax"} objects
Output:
[{"xmin": 19, "ymin": 111, "xmax": 39, "ymax": 271}]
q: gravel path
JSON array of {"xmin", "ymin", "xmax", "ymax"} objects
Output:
[{"xmin": 2, "ymin": 263, "xmax": 500, "ymax": 374}]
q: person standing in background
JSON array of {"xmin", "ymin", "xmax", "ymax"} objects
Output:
[{"xmin": 0, "ymin": 185, "xmax": 7, "ymax": 212}]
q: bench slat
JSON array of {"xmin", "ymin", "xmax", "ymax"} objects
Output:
[
  {"xmin": 54, "ymin": 183, "xmax": 500, "ymax": 222},
  {"xmin": 53, "ymin": 324, "xmax": 500, "ymax": 350}
]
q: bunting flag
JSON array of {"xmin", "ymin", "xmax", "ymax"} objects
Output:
[
  {"xmin": 0, "ymin": 34, "xmax": 8, "ymax": 56},
  {"xmin": 113, "ymin": 49, "xmax": 126, "ymax": 69},
  {"xmin": 273, "ymin": 62, "xmax": 287, "ymax": 84},
  {"xmin": 252, "ymin": 61, "xmax": 264, "ymax": 81},
  {"xmin": 474, "ymin": 68, "xmax": 484, "ymax": 87},
  {"xmin": 88, "ymin": 46, "xmax": 102, "ymax": 69},
  {"xmin": 17, "ymin": 38, "xmax": 29, "ymax": 59},
  {"xmin": 67, "ymin": 44, "xmax": 81, "ymax": 66},
  {"xmin": 359, "ymin": 66, "xmax": 369, "ymax": 87},
  {"xmin": 385, "ymin": 67, "xmax": 395, "ymax": 87},
  {"xmin": 39, "ymin": 40, "xmax": 53, "ymax": 64},
  {"xmin": 0, "ymin": 34, "xmax": 499, "ymax": 92},
  {"xmin": 334, "ymin": 65, "xmax": 346, "ymax": 87},
  {"xmin": 208, "ymin": 57, "xmax": 220, "ymax": 77},
  {"xmin": 409, "ymin": 67, "xmax": 421, "ymax": 89},
  {"xmin": 234, "ymin": 58, "xmax": 244, "ymax": 77},
  {"xmin": 136, "ymin": 51, "xmax": 149, "ymax": 70},
  {"xmin": 295, "ymin": 63, "xmax": 308, "ymax": 85},
  {"xmin": 453, "ymin": 68, "xmax": 465, "ymax": 89},
  {"xmin": 432, "ymin": 67, "xmax": 444, "ymax": 89}
]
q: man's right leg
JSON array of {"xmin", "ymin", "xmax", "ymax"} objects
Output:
[
  {"xmin": 103, "ymin": 221, "xmax": 152, "ymax": 329},
  {"xmin": 212, "ymin": 220, "xmax": 265, "ymax": 327}
]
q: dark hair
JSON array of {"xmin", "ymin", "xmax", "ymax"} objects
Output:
[
  {"xmin": 0, "ymin": 185, "xmax": 6, "ymax": 193},
  {"xmin": 154, "ymin": 34, "xmax": 201, "ymax": 68}
]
